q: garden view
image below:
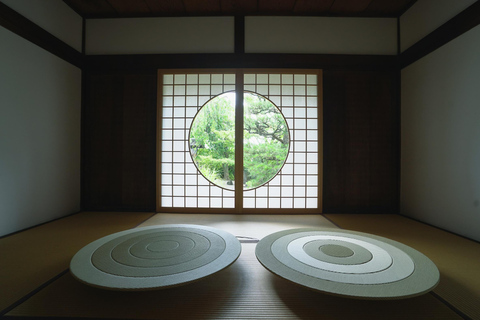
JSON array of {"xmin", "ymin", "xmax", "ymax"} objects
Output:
[{"xmin": 189, "ymin": 92, "xmax": 289, "ymax": 190}]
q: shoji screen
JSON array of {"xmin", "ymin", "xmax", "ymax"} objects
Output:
[
  {"xmin": 243, "ymin": 71, "xmax": 322, "ymax": 209},
  {"xmin": 158, "ymin": 71, "xmax": 236, "ymax": 209},
  {"xmin": 157, "ymin": 70, "xmax": 322, "ymax": 212}
]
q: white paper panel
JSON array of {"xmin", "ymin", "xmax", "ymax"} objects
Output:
[
  {"xmin": 246, "ymin": 16, "xmax": 397, "ymax": 55},
  {"xmin": 87, "ymin": 17, "xmax": 234, "ymax": 54}
]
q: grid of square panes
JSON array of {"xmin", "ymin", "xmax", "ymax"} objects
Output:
[
  {"xmin": 244, "ymin": 73, "xmax": 319, "ymax": 208},
  {"xmin": 160, "ymin": 73, "xmax": 236, "ymax": 208}
]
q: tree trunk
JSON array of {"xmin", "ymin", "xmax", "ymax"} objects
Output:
[
  {"xmin": 223, "ymin": 164, "xmax": 229, "ymax": 180},
  {"xmin": 282, "ymin": 132, "xmax": 289, "ymax": 145}
]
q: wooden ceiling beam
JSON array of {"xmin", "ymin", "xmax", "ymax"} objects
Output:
[
  {"xmin": 64, "ymin": 0, "xmax": 417, "ymax": 18},
  {"xmin": 293, "ymin": 0, "xmax": 334, "ymax": 15},
  {"xmin": 63, "ymin": 0, "xmax": 117, "ymax": 18},
  {"xmin": 366, "ymin": 0, "xmax": 417, "ymax": 18},
  {"xmin": 330, "ymin": 0, "xmax": 372, "ymax": 15},
  {"xmin": 105, "ymin": 0, "xmax": 152, "ymax": 16},
  {"xmin": 144, "ymin": 0, "xmax": 186, "ymax": 15},
  {"xmin": 258, "ymin": 0, "xmax": 296, "ymax": 14},
  {"xmin": 183, "ymin": 0, "xmax": 222, "ymax": 15}
]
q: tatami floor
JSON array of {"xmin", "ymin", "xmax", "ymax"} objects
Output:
[{"xmin": 1, "ymin": 212, "xmax": 479, "ymax": 319}]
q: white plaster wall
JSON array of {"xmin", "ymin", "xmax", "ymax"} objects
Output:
[
  {"xmin": 245, "ymin": 16, "xmax": 397, "ymax": 55},
  {"xmin": 401, "ymin": 25, "xmax": 480, "ymax": 242},
  {"xmin": 0, "ymin": 27, "xmax": 81, "ymax": 237},
  {"xmin": 0, "ymin": 0, "xmax": 83, "ymax": 52},
  {"xmin": 400, "ymin": 0, "xmax": 477, "ymax": 52},
  {"xmin": 86, "ymin": 17, "xmax": 234, "ymax": 54}
]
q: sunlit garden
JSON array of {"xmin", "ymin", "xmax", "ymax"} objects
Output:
[{"xmin": 189, "ymin": 92, "xmax": 289, "ymax": 190}]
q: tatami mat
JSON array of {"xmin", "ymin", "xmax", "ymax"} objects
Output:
[
  {"xmin": 137, "ymin": 213, "xmax": 338, "ymax": 239},
  {"xmin": 325, "ymin": 213, "xmax": 480, "ymax": 320},
  {"xmin": 5, "ymin": 213, "xmax": 467, "ymax": 319},
  {"xmin": 0, "ymin": 211, "xmax": 154, "ymax": 314}
]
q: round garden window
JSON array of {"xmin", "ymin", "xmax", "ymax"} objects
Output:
[{"xmin": 189, "ymin": 92, "xmax": 290, "ymax": 190}]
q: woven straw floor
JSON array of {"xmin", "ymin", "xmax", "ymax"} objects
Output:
[{"xmin": 1, "ymin": 212, "xmax": 478, "ymax": 319}]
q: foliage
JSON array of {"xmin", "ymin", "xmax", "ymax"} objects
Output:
[
  {"xmin": 244, "ymin": 93, "xmax": 289, "ymax": 145},
  {"xmin": 195, "ymin": 155, "xmax": 235, "ymax": 180},
  {"xmin": 190, "ymin": 94, "xmax": 235, "ymax": 182},
  {"xmin": 243, "ymin": 93, "xmax": 289, "ymax": 188},
  {"xmin": 197, "ymin": 163, "xmax": 221, "ymax": 184},
  {"xmin": 189, "ymin": 92, "xmax": 289, "ymax": 189},
  {"xmin": 244, "ymin": 140, "xmax": 289, "ymax": 188}
]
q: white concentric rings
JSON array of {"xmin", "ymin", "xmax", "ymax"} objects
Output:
[
  {"xmin": 285, "ymin": 235, "xmax": 396, "ymax": 274},
  {"xmin": 70, "ymin": 224, "xmax": 241, "ymax": 291},
  {"xmin": 256, "ymin": 228, "xmax": 440, "ymax": 299}
]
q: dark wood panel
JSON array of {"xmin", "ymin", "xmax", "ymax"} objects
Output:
[
  {"xmin": 83, "ymin": 75, "xmax": 124, "ymax": 209},
  {"xmin": 323, "ymin": 70, "xmax": 399, "ymax": 213},
  {"xmin": 120, "ymin": 75, "xmax": 157, "ymax": 210},
  {"xmin": 0, "ymin": 2, "xmax": 82, "ymax": 68},
  {"xmin": 82, "ymin": 74, "xmax": 157, "ymax": 211}
]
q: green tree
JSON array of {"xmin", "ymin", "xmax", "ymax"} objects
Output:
[
  {"xmin": 243, "ymin": 93, "xmax": 289, "ymax": 188},
  {"xmin": 189, "ymin": 92, "xmax": 289, "ymax": 189},
  {"xmin": 244, "ymin": 93, "xmax": 289, "ymax": 145},
  {"xmin": 190, "ymin": 95, "xmax": 235, "ymax": 184}
]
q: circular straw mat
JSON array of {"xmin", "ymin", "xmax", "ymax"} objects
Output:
[
  {"xmin": 70, "ymin": 224, "xmax": 241, "ymax": 290},
  {"xmin": 255, "ymin": 228, "xmax": 440, "ymax": 299}
]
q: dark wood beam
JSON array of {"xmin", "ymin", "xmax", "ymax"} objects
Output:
[
  {"xmin": 400, "ymin": 1, "xmax": 480, "ymax": 69},
  {"xmin": 85, "ymin": 53, "xmax": 398, "ymax": 74},
  {"xmin": 0, "ymin": 2, "xmax": 83, "ymax": 68},
  {"xmin": 234, "ymin": 15, "xmax": 245, "ymax": 54}
]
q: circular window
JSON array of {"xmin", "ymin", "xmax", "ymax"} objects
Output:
[{"xmin": 189, "ymin": 92, "xmax": 289, "ymax": 190}]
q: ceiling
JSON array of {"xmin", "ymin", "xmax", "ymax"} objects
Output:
[{"xmin": 64, "ymin": 0, "xmax": 417, "ymax": 19}]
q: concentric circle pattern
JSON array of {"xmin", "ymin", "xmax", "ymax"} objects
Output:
[
  {"xmin": 70, "ymin": 225, "xmax": 241, "ymax": 290},
  {"xmin": 256, "ymin": 228, "xmax": 440, "ymax": 299}
]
